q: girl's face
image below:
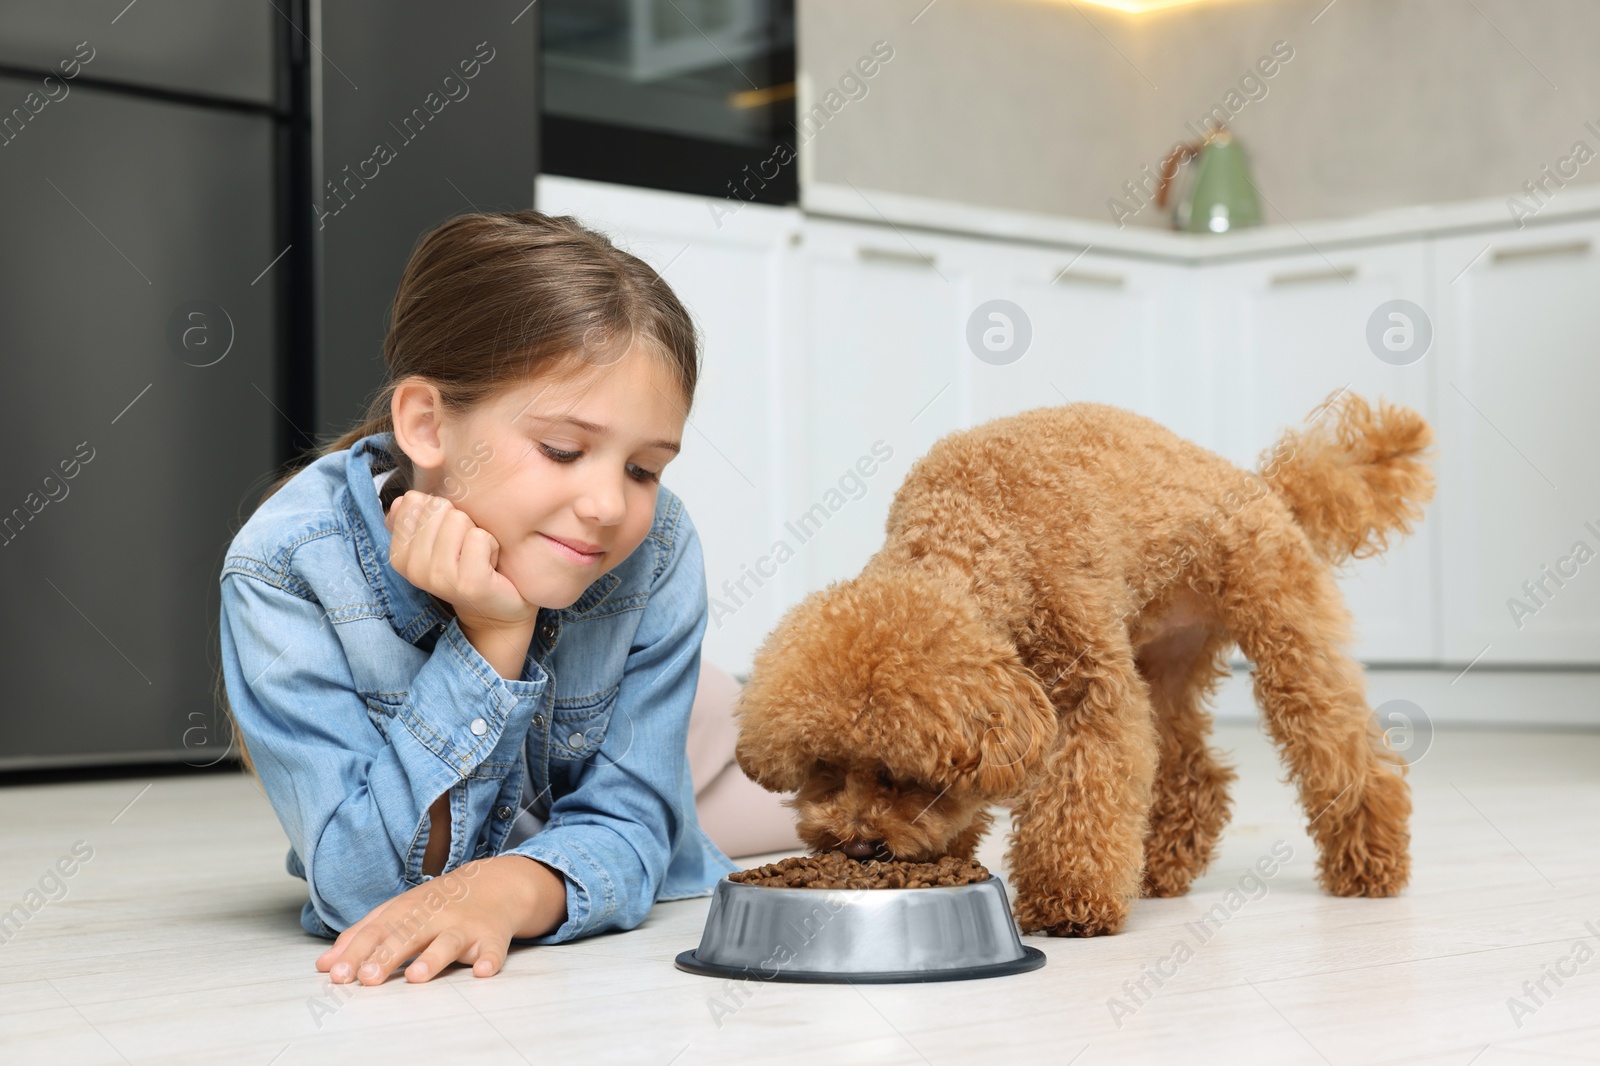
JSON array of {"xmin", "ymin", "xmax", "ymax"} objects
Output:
[{"xmin": 402, "ymin": 347, "xmax": 687, "ymax": 611}]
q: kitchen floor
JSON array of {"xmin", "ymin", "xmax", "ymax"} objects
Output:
[{"xmin": 3, "ymin": 722, "xmax": 1598, "ymax": 1065}]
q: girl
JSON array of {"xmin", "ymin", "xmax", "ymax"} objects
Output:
[{"xmin": 217, "ymin": 209, "xmax": 800, "ymax": 986}]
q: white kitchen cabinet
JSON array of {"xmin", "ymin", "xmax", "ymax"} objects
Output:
[
  {"xmin": 793, "ymin": 217, "xmax": 985, "ymax": 593},
  {"xmin": 961, "ymin": 241, "xmax": 1188, "ymax": 435},
  {"xmin": 1205, "ymin": 241, "xmax": 1439, "ymax": 663},
  {"xmin": 538, "ymin": 175, "xmax": 1598, "ymax": 675},
  {"xmin": 535, "ymin": 176, "xmax": 805, "ymax": 672},
  {"xmin": 1433, "ymin": 220, "xmax": 1600, "ymax": 665},
  {"xmin": 794, "ymin": 222, "xmax": 1196, "ymax": 595}
]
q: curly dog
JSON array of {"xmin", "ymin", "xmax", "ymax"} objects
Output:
[{"xmin": 732, "ymin": 390, "xmax": 1435, "ymax": 936}]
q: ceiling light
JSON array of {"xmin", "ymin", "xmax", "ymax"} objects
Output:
[{"xmin": 1068, "ymin": 0, "xmax": 1231, "ymax": 13}]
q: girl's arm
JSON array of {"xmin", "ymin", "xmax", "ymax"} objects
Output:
[
  {"xmin": 419, "ymin": 616, "xmax": 538, "ymax": 878},
  {"xmin": 218, "ymin": 558, "xmax": 546, "ymax": 935},
  {"xmin": 496, "ymin": 499, "xmax": 712, "ymax": 945}
]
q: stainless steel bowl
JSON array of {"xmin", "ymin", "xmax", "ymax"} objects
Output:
[{"xmin": 674, "ymin": 874, "xmax": 1046, "ymax": 984}]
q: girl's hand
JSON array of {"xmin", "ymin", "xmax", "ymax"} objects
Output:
[
  {"xmin": 384, "ymin": 490, "xmax": 536, "ymax": 630},
  {"xmin": 314, "ymin": 855, "xmax": 562, "ymax": 984}
]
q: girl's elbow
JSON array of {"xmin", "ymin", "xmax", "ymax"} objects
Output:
[{"xmin": 307, "ymin": 867, "xmax": 393, "ymax": 932}]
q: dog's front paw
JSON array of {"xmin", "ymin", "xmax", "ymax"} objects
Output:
[
  {"xmin": 1319, "ymin": 829, "xmax": 1410, "ymax": 897},
  {"xmin": 1012, "ymin": 889, "xmax": 1129, "ymax": 937},
  {"xmin": 1036, "ymin": 917, "xmax": 1122, "ymax": 938},
  {"xmin": 1315, "ymin": 770, "xmax": 1412, "ymax": 898}
]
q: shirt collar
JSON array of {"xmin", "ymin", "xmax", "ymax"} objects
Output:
[{"xmin": 344, "ymin": 431, "xmax": 452, "ymax": 644}]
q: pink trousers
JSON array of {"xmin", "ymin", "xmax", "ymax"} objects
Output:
[{"xmin": 687, "ymin": 659, "xmax": 804, "ymax": 860}]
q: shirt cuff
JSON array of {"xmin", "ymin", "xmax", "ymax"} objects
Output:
[
  {"xmin": 501, "ymin": 833, "xmax": 617, "ymax": 945},
  {"xmin": 395, "ymin": 617, "xmax": 546, "ymax": 778}
]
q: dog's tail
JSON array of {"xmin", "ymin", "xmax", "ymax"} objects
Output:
[{"xmin": 1257, "ymin": 388, "xmax": 1436, "ymax": 567}]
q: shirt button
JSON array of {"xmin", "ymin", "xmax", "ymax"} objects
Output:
[
  {"xmin": 469, "ymin": 717, "xmax": 488, "ymax": 736},
  {"xmin": 496, "ymin": 805, "xmax": 513, "ymax": 819},
  {"xmin": 540, "ymin": 622, "xmax": 557, "ymax": 641},
  {"xmin": 533, "ymin": 713, "xmax": 545, "ymax": 727},
  {"xmin": 568, "ymin": 731, "xmax": 584, "ymax": 747}
]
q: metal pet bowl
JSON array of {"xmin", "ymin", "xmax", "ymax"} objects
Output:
[{"xmin": 674, "ymin": 873, "xmax": 1046, "ymax": 984}]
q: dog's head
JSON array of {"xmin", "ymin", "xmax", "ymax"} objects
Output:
[{"xmin": 733, "ymin": 567, "xmax": 1057, "ymax": 863}]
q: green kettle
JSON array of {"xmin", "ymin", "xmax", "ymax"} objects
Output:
[{"xmin": 1155, "ymin": 126, "xmax": 1263, "ymax": 234}]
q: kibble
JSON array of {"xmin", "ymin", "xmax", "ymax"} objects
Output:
[{"xmin": 729, "ymin": 851, "xmax": 990, "ymax": 889}]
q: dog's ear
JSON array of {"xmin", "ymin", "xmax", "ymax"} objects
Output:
[
  {"xmin": 731, "ymin": 677, "xmax": 813, "ymax": 793},
  {"xmin": 959, "ymin": 661, "xmax": 1058, "ymax": 795},
  {"xmin": 733, "ymin": 731, "xmax": 808, "ymax": 794}
]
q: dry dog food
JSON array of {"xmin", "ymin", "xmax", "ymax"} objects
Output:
[{"xmin": 729, "ymin": 851, "xmax": 990, "ymax": 889}]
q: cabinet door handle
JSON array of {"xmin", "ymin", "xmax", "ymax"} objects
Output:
[
  {"xmin": 1491, "ymin": 239, "xmax": 1592, "ymax": 264},
  {"xmin": 855, "ymin": 245, "xmax": 938, "ymax": 269},
  {"xmin": 1051, "ymin": 267, "xmax": 1125, "ymax": 288},
  {"xmin": 1269, "ymin": 265, "xmax": 1359, "ymax": 286}
]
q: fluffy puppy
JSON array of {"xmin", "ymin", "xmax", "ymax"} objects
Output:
[{"xmin": 733, "ymin": 391, "xmax": 1435, "ymax": 936}]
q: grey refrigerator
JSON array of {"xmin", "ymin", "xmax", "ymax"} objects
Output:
[{"xmin": 0, "ymin": 0, "xmax": 538, "ymax": 771}]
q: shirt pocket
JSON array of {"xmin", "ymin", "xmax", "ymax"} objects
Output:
[{"xmin": 548, "ymin": 683, "xmax": 619, "ymax": 762}]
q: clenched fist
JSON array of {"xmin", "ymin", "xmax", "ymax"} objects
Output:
[{"xmin": 384, "ymin": 490, "xmax": 537, "ymax": 632}]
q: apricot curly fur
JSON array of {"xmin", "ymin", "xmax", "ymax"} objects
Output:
[{"xmin": 733, "ymin": 391, "xmax": 1435, "ymax": 936}]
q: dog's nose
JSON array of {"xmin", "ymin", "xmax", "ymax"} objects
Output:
[{"xmin": 841, "ymin": 840, "xmax": 883, "ymax": 860}]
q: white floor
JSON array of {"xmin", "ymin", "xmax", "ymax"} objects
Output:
[{"xmin": 3, "ymin": 722, "xmax": 1599, "ymax": 1065}]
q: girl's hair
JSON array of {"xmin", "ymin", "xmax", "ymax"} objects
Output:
[{"xmin": 214, "ymin": 209, "xmax": 700, "ymax": 775}]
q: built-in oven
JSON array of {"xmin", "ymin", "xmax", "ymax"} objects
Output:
[{"xmin": 540, "ymin": 0, "xmax": 797, "ymax": 205}]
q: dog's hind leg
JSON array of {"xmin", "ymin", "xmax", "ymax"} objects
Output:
[
  {"xmin": 1138, "ymin": 629, "xmax": 1237, "ymax": 897},
  {"xmin": 1006, "ymin": 630, "xmax": 1160, "ymax": 937},
  {"xmin": 1220, "ymin": 528, "xmax": 1411, "ymax": 897}
]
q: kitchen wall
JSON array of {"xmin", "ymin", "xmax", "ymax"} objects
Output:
[{"xmin": 798, "ymin": 0, "xmax": 1600, "ymax": 229}]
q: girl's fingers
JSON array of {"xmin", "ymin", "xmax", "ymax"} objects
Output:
[
  {"xmin": 352, "ymin": 929, "xmax": 416, "ymax": 985},
  {"xmin": 402, "ymin": 494, "xmax": 450, "ymax": 581},
  {"xmin": 387, "ymin": 494, "xmax": 425, "ymax": 568},
  {"xmin": 384, "ymin": 491, "xmax": 527, "ymax": 627},
  {"xmin": 316, "ymin": 913, "xmax": 372, "ymax": 970},
  {"xmin": 315, "ymin": 864, "xmax": 525, "ymax": 986},
  {"xmin": 325, "ymin": 903, "xmax": 414, "ymax": 985},
  {"xmin": 428, "ymin": 508, "xmax": 473, "ymax": 596},
  {"xmin": 316, "ymin": 938, "xmax": 348, "ymax": 971},
  {"xmin": 389, "ymin": 493, "xmax": 480, "ymax": 603},
  {"xmin": 459, "ymin": 527, "xmax": 498, "ymax": 595},
  {"xmin": 469, "ymin": 940, "xmax": 507, "ymax": 978},
  {"xmin": 404, "ymin": 929, "xmax": 468, "ymax": 984},
  {"xmin": 390, "ymin": 492, "xmax": 422, "ymax": 539}
]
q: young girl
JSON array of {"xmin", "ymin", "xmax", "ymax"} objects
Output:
[{"xmin": 217, "ymin": 209, "xmax": 800, "ymax": 986}]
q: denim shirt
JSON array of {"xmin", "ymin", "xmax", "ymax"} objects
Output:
[{"xmin": 217, "ymin": 431, "xmax": 739, "ymax": 944}]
